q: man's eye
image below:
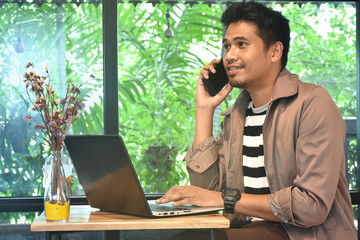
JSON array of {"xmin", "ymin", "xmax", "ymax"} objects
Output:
[
  {"xmin": 239, "ymin": 42, "xmax": 246, "ymax": 47},
  {"xmin": 224, "ymin": 44, "xmax": 230, "ymax": 50}
]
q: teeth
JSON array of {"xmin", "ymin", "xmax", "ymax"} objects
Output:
[{"xmin": 229, "ymin": 66, "xmax": 243, "ymax": 70}]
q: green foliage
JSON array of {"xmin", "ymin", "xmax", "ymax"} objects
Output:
[
  {"xmin": 0, "ymin": 212, "xmax": 39, "ymax": 224},
  {"xmin": 0, "ymin": 80, "xmax": 45, "ymax": 197},
  {"xmin": 0, "ymin": 3, "xmax": 104, "ymax": 198},
  {"xmin": 275, "ymin": 3, "xmax": 356, "ymax": 116},
  {"xmin": 116, "ymin": 3, "xmax": 224, "ymax": 192},
  {"xmin": 347, "ymin": 138, "xmax": 357, "ymax": 190}
]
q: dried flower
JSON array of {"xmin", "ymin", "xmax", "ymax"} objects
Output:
[
  {"xmin": 23, "ymin": 63, "xmax": 84, "ymax": 151},
  {"xmin": 23, "ymin": 115, "xmax": 32, "ymax": 122},
  {"xmin": 25, "ymin": 61, "xmax": 32, "ymax": 69}
]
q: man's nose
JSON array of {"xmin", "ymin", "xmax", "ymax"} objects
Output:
[{"xmin": 224, "ymin": 47, "xmax": 239, "ymax": 63}]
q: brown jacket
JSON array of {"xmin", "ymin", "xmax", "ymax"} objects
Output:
[{"xmin": 185, "ymin": 69, "xmax": 356, "ymax": 239}]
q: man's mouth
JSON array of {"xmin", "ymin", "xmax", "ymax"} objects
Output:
[
  {"xmin": 229, "ymin": 66, "xmax": 244, "ymax": 70},
  {"xmin": 228, "ymin": 65, "xmax": 244, "ymax": 75}
]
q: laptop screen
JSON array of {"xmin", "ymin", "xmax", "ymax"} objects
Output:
[{"xmin": 64, "ymin": 135, "xmax": 153, "ymax": 217}]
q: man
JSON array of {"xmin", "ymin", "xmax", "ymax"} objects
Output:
[{"xmin": 156, "ymin": 2, "xmax": 356, "ymax": 239}]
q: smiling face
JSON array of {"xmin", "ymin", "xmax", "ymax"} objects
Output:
[{"xmin": 222, "ymin": 21, "xmax": 280, "ymax": 91}]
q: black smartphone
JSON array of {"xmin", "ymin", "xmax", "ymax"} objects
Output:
[{"xmin": 202, "ymin": 59, "xmax": 229, "ymax": 96}]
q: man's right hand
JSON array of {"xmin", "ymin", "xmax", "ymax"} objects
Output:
[
  {"xmin": 196, "ymin": 59, "xmax": 233, "ymax": 111},
  {"xmin": 193, "ymin": 59, "xmax": 233, "ymax": 149}
]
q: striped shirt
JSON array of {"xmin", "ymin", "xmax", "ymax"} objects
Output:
[{"xmin": 243, "ymin": 101, "xmax": 270, "ymax": 195}]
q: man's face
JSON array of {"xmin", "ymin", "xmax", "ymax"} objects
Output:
[{"xmin": 223, "ymin": 21, "xmax": 273, "ymax": 90}]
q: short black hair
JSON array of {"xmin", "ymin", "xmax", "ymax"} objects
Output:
[{"xmin": 221, "ymin": 2, "xmax": 290, "ymax": 68}]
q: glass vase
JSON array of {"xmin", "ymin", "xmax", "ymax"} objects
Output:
[
  {"xmin": 43, "ymin": 151, "xmax": 73, "ymax": 189},
  {"xmin": 43, "ymin": 151, "xmax": 71, "ymax": 221}
]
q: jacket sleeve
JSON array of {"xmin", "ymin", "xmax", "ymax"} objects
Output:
[
  {"xmin": 184, "ymin": 133, "xmax": 226, "ymax": 192},
  {"xmin": 268, "ymin": 86, "xmax": 346, "ymax": 228}
]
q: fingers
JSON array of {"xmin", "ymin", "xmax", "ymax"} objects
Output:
[
  {"xmin": 203, "ymin": 82, "xmax": 232, "ymax": 104},
  {"xmin": 155, "ymin": 186, "xmax": 196, "ymax": 205},
  {"xmin": 217, "ymin": 82, "xmax": 233, "ymax": 98},
  {"xmin": 171, "ymin": 198, "xmax": 196, "ymax": 207},
  {"xmin": 155, "ymin": 186, "xmax": 223, "ymax": 208},
  {"xmin": 198, "ymin": 59, "xmax": 232, "ymax": 100},
  {"xmin": 164, "ymin": 186, "xmax": 189, "ymax": 202},
  {"xmin": 155, "ymin": 186, "xmax": 183, "ymax": 204},
  {"xmin": 200, "ymin": 59, "xmax": 222, "ymax": 80}
]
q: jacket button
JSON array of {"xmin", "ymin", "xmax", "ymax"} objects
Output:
[{"xmin": 195, "ymin": 165, "xmax": 200, "ymax": 169}]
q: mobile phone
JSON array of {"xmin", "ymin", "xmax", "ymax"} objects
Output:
[{"xmin": 202, "ymin": 59, "xmax": 229, "ymax": 96}]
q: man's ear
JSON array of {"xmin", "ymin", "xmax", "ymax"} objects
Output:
[{"xmin": 271, "ymin": 41, "xmax": 283, "ymax": 63}]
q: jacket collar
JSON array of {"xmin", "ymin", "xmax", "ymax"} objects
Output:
[{"xmin": 221, "ymin": 68, "xmax": 299, "ymax": 116}]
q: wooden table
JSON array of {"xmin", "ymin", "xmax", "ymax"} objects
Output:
[{"xmin": 31, "ymin": 205, "xmax": 230, "ymax": 240}]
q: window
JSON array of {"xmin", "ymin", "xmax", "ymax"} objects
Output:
[
  {"xmin": 0, "ymin": 1, "xmax": 103, "ymax": 223},
  {"xmin": 116, "ymin": 2, "xmax": 224, "ymax": 193},
  {"xmin": 0, "ymin": 1, "xmax": 358, "ymax": 228}
]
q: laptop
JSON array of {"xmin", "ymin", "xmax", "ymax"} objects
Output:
[{"xmin": 64, "ymin": 135, "xmax": 223, "ymax": 217}]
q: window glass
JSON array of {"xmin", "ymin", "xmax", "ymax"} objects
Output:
[
  {"xmin": 117, "ymin": 2, "xmax": 224, "ymax": 193},
  {"xmin": 0, "ymin": 3, "xmax": 103, "ymax": 199},
  {"xmin": 278, "ymin": 2, "xmax": 356, "ymax": 117}
]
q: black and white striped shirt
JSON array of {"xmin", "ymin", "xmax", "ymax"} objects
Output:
[{"xmin": 243, "ymin": 101, "xmax": 270, "ymax": 195}]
